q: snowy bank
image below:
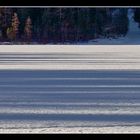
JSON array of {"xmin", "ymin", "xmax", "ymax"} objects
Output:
[{"xmin": 0, "ymin": 45, "xmax": 140, "ymax": 70}]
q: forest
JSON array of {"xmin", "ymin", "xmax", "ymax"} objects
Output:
[{"xmin": 0, "ymin": 8, "xmax": 140, "ymax": 44}]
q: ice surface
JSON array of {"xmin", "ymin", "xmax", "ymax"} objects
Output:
[{"xmin": 0, "ymin": 70, "xmax": 140, "ymax": 133}]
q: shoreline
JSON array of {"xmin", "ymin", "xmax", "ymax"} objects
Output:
[{"xmin": 0, "ymin": 45, "xmax": 140, "ymax": 70}]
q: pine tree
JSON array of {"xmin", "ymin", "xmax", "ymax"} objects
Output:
[
  {"xmin": 24, "ymin": 16, "xmax": 32, "ymax": 41},
  {"xmin": 11, "ymin": 12, "xmax": 20, "ymax": 40}
]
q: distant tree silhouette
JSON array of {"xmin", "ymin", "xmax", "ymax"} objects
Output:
[{"xmin": 24, "ymin": 16, "xmax": 32, "ymax": 41}]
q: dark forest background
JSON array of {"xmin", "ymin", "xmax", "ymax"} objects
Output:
[{"xmin": 0, "ymin": 8, "xmax": 140, "ymax": 44}]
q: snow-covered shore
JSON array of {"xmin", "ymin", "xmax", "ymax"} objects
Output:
[{"xmin": 0, "ymin": 45, "xmax": 140, "ymax": 70}]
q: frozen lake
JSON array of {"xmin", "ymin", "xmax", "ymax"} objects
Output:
[
  {"xmin": 0, "ymin": 46, "xmax": 140, "ymax": 133},
  {"xmin": 0, "ymin": 70, "xmax": 140, "ymax": 133}
]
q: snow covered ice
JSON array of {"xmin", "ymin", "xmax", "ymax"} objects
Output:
[
  {"xmin": 0, "ymin": 45, "xmax": 139, "ymax": 133},
  {"xmin": 0, "ymin": 70, "xmax": 140, "ymax": 133}
]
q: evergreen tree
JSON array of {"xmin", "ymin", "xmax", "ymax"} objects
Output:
[
  {"xmin": 11, "ymin": 12, "xmax": 20, "ymax": 40},
  {"xmin": 24, "ymin": 16, "xmax": 32, "ymax": 41}
]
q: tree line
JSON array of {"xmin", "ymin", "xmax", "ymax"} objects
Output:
[{"xmin": 0, "ymin": 8, "xmax": 136, "ymax": 44}]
